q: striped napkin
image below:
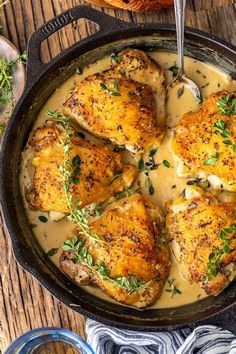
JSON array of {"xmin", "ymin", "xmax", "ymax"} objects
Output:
[{"xmin": 86, "ymin": 320, "xmax": 236, "ymax": 354}]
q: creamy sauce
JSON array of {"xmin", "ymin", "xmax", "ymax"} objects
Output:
[{"xmin": 20, "ymin": 51, "xmax": 236, "ymax": 309}]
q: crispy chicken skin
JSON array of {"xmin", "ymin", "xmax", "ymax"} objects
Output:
[
  {"xmin": 60, "ymin": 194, "xmax": 170, "ymax": 308},
  {"xmin": 27, "ymin": 123, "xmax": 137, "ymax": 213},
  {"xmin": 110, "ymin": 48, "xmax": 166, "ymax": 126},
  {"xmin": 63, "ymin": 49, "xmax": 165, "ymax": 153},
  {"xmin": 172, "ymin": 91, "xmax": 236, "ymax": 191},
  {"xmin": 166, "ymin": 186, "xmax": 236, "ymax": 296}
]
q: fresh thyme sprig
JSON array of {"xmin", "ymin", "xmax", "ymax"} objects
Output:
[
  {"xmin": 213, "ymin": 119, "xmax": 236, "ymax": 153},
  {"xmin": 165, "ymin": 278, "xmax": 182, "ymax": 297},
  {"xmin": 216, "ymin": 94, "xmax": 236, "ymax": 116},
  {"xmin": 100, "ymin": 79, "xmax": 121, "ymax": 97},
  {"xmin": 206, "ymin": 224, "xmax": 236, "ymax": 281},
  {"xmin": 63, "ymin": 235, "xmax": 146, "ymax": 294},
  {"xmin": 46, "ymin": 110, "xmax": 103, "ymax": 243},
  {"xmin": 0, "ymin": 52, "xmax": 27, "ymax": 132},
  {"xmin": 138, "ymin": 145, "xmax": 159, "ymax": 195}
]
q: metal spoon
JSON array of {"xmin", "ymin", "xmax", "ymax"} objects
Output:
[{"xmin": 166, "ymin": 0, "xmax": 201, "ymax": 101}]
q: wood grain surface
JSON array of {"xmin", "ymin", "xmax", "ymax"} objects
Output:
[{"xmin": 0, "ymin": 0, "xmax": 235, "ymax": 352}]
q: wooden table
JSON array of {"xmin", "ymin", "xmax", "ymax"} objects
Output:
[{"xmin": 0, "ymin": 0, "xmax": 235, "ymax": 352}]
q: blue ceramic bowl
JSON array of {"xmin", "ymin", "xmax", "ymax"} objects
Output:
[{"xmin": 5, "ymin": 327, "xmax": 94, "ymax": 354}]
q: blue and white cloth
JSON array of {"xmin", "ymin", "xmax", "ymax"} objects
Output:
[{"xmin": 86, "ymin": 320, "xmax": 236, "ymax": 354}]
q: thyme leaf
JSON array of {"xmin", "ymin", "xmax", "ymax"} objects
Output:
[
  {"xmin": 203, "ymin": 152, "xmax": 220, "ymax": 166},
  {"xmin": 100, "ymin": 79, "xmax": 121, "ymax": 97}
]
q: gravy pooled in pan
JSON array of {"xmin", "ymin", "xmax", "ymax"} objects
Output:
[{"xmin": 20, "ymin": 49, "xmax": 236, "ymax": 309}]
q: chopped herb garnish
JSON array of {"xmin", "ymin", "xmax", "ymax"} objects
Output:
[
  {"xmin": 201, "ymin": 82, "xmax": 209, "ymax": 89},
  {"xmin": 100, "ymin": 79, "xmax": 121, "ymax": 97},
  {"xmin": 113, "ymin": 144, "xmax": 125, "ymax": 152},
  {"xmin": 38, "ymin": 216, "xmax": 48, "ymax": 223},
  {"xmin": 166, "ymin": 278, "xmax": 182, "ymax": 297},
  {"xmin": 145, "ymin": 177, "xmax": 154, "ymax": 195},
  {"xmin": 187, "ymin": 179, "xmax": 200, "ymax": 185},
  {"xmin": 203, "ymin": 152, "xmax": 220, "ymax": 166},
  {"xmin": 149, "ymin": 146, "xmax": 158, "ymax": 157},
  {"xmin": 47, "ymin": 248, "xmax": 59, "ymax": 257},
  {"xmin": 163, "ymin": 160, "xmax": 171, "ymax": 168},
  {"xmin": 177, "ymin": 86, "xmax": 184, "ymax": 98},
  {"xmin": 110, "ymin": 54, "xmax": 121, "ymax": 63},
  {"xmin": 216, "ymin": 94, "xmax": 236, "ymax": 115},
  {"xmin": 138, "ymin": 158, "xmax": 145, "ymax": 172}
]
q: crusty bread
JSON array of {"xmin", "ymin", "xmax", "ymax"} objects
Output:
[{"xmin": 103, "ymin": 0, "xmax": 173, "ymax": 13}]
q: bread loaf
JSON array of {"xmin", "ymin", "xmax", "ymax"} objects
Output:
[{"xmin": 103, "ymin": 0, "xmax": 173, "ymax": 13}]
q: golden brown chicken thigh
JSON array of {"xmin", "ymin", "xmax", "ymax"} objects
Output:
[
  {"xmin": 166, "ymin": 186, "xmax": 236, "ymax": 296},
  {"xmin": 172, "ymin": 91, "xmax": 236, "ymax": 191},
  {"xmin": 60, "ymin": 194, "xmax": 170, "ymax": 308},
  {"xmin": 26, "ymin": 122, "xmax": 137, "ymax": 213},
  {"xmin": 63, "ymin": 49, "xmax": 165, "ymax": 154}
]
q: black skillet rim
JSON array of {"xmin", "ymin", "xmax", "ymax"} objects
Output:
[{"xmin": 0, "ymin": 6, "xmax": 236, "ymax": 331}]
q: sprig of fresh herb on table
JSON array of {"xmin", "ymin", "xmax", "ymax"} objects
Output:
[
  {"xmin": 0, "ymin": 52, "xmax": 27, "ymax": 133},
  {"xmin": 63, "ymin": 235, "xmax": 146, "ymax": 294},
  {"xmin": 206, "ymin": 224, "xmax": 236, "ymax": 281},
  {"xmin": 213, "ymin": 119, "xmax": 236, "ymax": 153},
  {"xmin": 203, "ymin": 151, "xmax": 220, "ymax": 166},
  {"xmin": 216, "ymin": 94, "xmax": 236, "ymax": 116},
  {"xmin": 138, "ymin": 146, "xmax": 159, "ymax": 195},
  {"xmin": 165, "ymin": 278, "xmax": 182, "ymax": 297},
  {"xmin": 46, "ymin": 110, "xmax": 103, "ymax": 243},
  {"xmin": 0, "ymin": 0, "xmax": 10, "ymax": 8},
  {"xmin": 100, "ymin": 79, "xmax": 121, "ymax": 97}
]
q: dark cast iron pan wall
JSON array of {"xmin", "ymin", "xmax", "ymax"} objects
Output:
[{"xmin": 0, "ymin": 6, "xmax": 236, "ymax": 330}]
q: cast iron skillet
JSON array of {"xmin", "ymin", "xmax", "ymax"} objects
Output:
[{"xmin": 1, "ymin": 5, "xmax": 236, "ymax": 330}]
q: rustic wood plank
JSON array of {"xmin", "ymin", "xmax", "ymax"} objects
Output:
[{"xmin": 0, "ymin": 0, "xmax": 235, "ymax": 352}]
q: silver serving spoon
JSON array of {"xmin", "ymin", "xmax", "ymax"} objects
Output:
[{"xmin": 166, "ymin": 0, "xmax": 201, "ymax": 101}]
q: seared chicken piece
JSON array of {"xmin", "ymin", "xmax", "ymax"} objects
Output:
[
  {"xmin": 60, "ymin": 194, "xmax": 170, "ymax": 308},
  {"xmin": 166, "ymin": 186, "xmax": 236, "ymax": 296},
  {"xmin": 27, "ymin": 122, "xmax": 137, "ymax": 213},
  {"xmin": 63, "ymin": 49, "xmax": 165, "ymax": 154},
  {"xmin": 172, "ymin": 91, "xmax": 236, "ymax": 191},
  {"xmin": 110, "ymin": 48, "xmax": 166, "ymax": 126}
]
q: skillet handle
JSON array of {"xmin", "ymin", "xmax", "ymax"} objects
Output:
[{"xmin": 26, "ymin": 5, "xmax": 128, "ymax": 85}]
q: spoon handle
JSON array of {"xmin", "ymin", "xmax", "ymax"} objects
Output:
[{"xmin": 174, "ymin": 0, "xmax": 186, "ymax": 77}]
